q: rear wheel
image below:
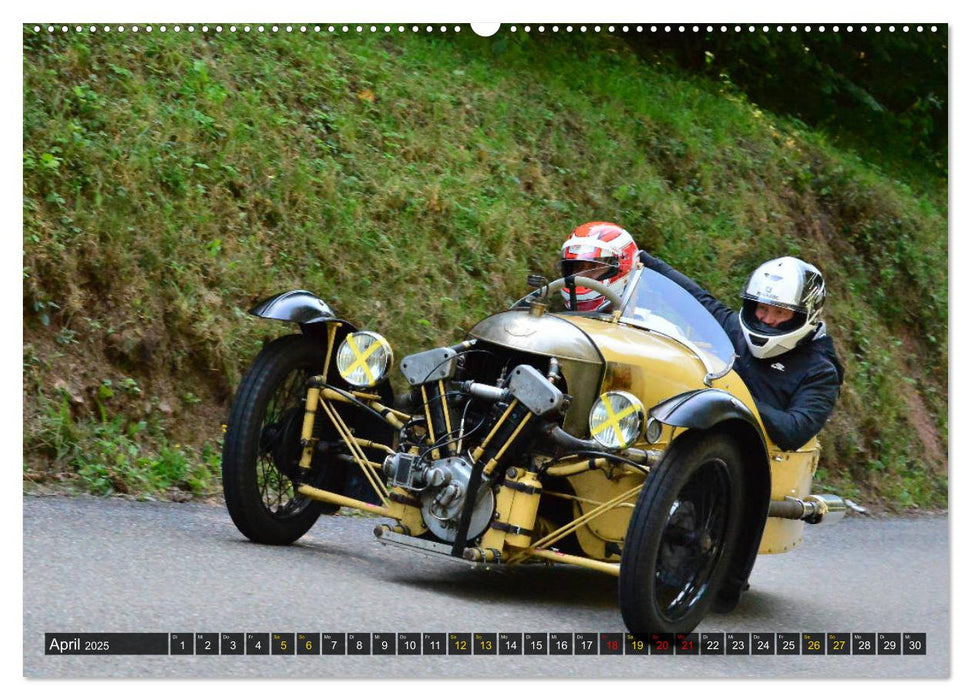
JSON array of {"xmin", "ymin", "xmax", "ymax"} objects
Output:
[
  {"xmin": 619, "ymin": 432, "xmax": 744, "ymax": 635},
  {"xmin": 222, "ymin": 334, "xmax": 335, "ymax": 544}
]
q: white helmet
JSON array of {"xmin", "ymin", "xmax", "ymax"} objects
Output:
[{"xmin": 738, "ymin": 257, "xmax": 826, "ymax": 359}]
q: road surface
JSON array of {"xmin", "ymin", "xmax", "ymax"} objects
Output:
[{"xmin": 23, "ymin": 495, "xmax": 949, "ymax": 678}]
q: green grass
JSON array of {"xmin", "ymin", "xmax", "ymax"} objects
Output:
[
  {"xmin": 24, "ymin": 377, "xmax": 221, "ymax": 498},
  {"xmin": 22, "ymin": 28, "xmax": 947, "ymax": 509}
]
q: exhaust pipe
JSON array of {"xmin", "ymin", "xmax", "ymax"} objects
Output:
[{"xmin": 767, "ymin": 494, "xmax": 848, "ymax": 525}]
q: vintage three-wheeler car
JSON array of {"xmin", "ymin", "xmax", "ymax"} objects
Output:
[{"xmin": 222, "ymin": 263, "xmax": 848, "ymax": 635}]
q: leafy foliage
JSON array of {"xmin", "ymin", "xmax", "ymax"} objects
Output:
[
  {"xmin": 626, "ymin": 27, "xmax": 948, "ymax": 177},
  {"xmin": 25, "ymin": 382, "xmax": 220, "ymax": 498}
]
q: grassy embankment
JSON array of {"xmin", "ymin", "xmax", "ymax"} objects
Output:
[{"xmin": 22, "ymin": 28, "xmax": 947, "ymax": 509}]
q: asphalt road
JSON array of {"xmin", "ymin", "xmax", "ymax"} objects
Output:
[{"xmin": 23, "ymin": 494, "xmax": 949, "ymax": 679}]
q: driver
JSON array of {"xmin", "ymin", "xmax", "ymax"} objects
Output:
[
  {"xmin": 639, "ymin": 251, "xmax": 844, "ymax": 451},
  {"xmin": 559, "ymin": 222, "xmax": 639, "ymax": 312}
]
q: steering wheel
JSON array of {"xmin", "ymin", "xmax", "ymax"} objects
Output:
[{"xmin": 542, "ymin": 276, "xmax": 624, "ymax": 310}]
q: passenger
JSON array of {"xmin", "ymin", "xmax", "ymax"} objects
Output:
[{"xmin": 638, "ymin": 251, "xmax": 844, "ymax": 450}]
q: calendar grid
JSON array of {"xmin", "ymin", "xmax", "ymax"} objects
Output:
[{"xmin": 44, "ymin": 632, "xmax": 928, "ymax": 656}]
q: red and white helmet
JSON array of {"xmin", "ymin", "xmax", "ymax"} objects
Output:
[{"xmin": 560, "ymin": 222, "xmax": 639, "ymax": 311}]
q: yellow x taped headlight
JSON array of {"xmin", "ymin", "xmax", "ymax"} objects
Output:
[
  {"xmin": 589, "ymin": 391, "xmax": 644, "ymax": 450},
  {"xmin": 336, "ymin": 331, "xmax": 393, "ymax": 388}
]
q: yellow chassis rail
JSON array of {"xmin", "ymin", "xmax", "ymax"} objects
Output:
[
  {"xmin": 297, "ymin": 484, "xmax": 392, "ymax": 517},
  {"xmin": 522, "ymin": 548, "xmax": 620, "ymax": 576}
]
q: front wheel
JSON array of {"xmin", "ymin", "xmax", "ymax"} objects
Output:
[
  {"xmin": 619, "ymin": 432, "xmax": 745, "ymax": 635},
  {"xmin": 222, "ymin": 334, "xmax": 333, "ymax": 545}
]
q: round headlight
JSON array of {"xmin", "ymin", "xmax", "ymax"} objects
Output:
[
  {"xmin": 336, "ymin": 331, "xmax": 393, "ymax": 388},
  {"xmin": 589, "ymin": 391, "xmax": 644, "ymax": 450}
]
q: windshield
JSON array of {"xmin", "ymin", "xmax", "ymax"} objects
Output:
[{"xmin": 619, "ymin": 268, "xmax": 736, "ymax": 376}]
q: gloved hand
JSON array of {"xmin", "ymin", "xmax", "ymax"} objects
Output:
[{"xmin": 638, "ymin": 249, "xmax": 661, "ymax": 268}]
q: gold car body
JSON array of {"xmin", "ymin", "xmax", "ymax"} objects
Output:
[{"xmin": 562, "ymin": 315, "xmax": 817, "ymax": 558}]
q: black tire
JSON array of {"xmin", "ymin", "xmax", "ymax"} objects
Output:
[
  {"xmin": 619, "ymin": 431, "xmax": 745, "ymax": 635},
  {"xmin": 222, "ymin": 334, "xmax": 334, "ymax": 545}
]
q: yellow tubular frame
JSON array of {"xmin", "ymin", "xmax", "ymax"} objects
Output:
[
  {"xmin": 482, "ymin": 413, "xmax": 532, "ymax": 478},
  {"xmin": 470, "ymin": 400, "xmax": 519, "ymax": 463},
  {"xmin": 295, "ymin": 322, "xmax": 405, "ymax": 513},
  {"xmin": 297, "ymin": 484, "xmax": 392, "ymax": 517},
  {"xmin": 298, "ymin": 323, "xmax": 339, "ymax": 471},
  {"xmin": 523, "ymin": 548, "xmax": 620, "ymax": 576},
  {"xmin": 438, "ymin": 379, "xmax": 453, "ymax": 451},
  {"xmin": 317, "ymin": 398, "xmax": 390, "ymax": 504},
  {"xmin": 420, "ymin": 385, "xmax": 439, "ymax": 460},
  {"xmin": 505, "ymin": 483, "xmax": 643, "ymax": 567}
]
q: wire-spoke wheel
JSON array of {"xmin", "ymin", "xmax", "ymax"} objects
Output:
[
  {"xmin": 222, "ymin": 335, "xmax": 332, "ymax": 544},
  {"xmin": 619, "ymin": 432, "xmax": 745, "ymax": 635}
]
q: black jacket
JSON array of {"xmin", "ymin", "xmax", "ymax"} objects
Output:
[{"xmin": 639, "ymin": 252, "xmax": 844, "ymax": 450}]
